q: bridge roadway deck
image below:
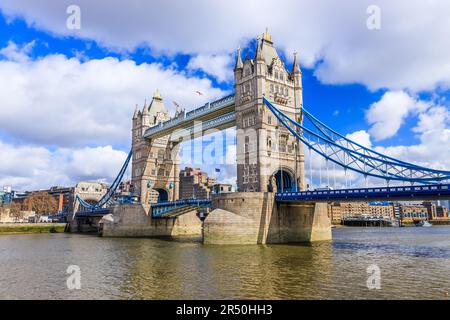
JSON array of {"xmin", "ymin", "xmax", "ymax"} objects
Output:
[{"xmin": 276, "ymin": 184, "xmax": 450, "ymax": 202}]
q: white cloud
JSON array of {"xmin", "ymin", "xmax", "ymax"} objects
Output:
[
  {"xmin": 2, "ymin": 1, "xmax": 450, "ymax": 91},
  {"xmin": 0, "ymin": 140, "xmax": 127, "ymax": 190},
  {"xmin": 0, "ymin": 43, "xmax": 226, "ymax": 148},
  {"xmin": 187, "ymin": 54, "xmax": 234, "ymax": 83},
  {"xmin": 0, "ymin": 40, "xmax": 35, "ymax": 62},
  {"xmin": 376, "ymin": 105, "xmax": 450, "ymax": 171},
  {"xmin": 346, "ymin": 130, "xmax": 372, "ymax": 148},
  {"xmin": 366, "ymin": 91, "xmax": 429, "ymax": 141}
]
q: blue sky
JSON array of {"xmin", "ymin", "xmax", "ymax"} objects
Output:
[{"xmin": 0, "ymin": 1, "xmax": 449, "ymax": 190}]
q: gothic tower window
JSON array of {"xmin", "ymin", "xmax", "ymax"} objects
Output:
[
  {"xmin": 279, "ymin": 135, "xmax": 288, "ymax": 153},
  {"xmin": 245, "ymin": 136, "xmax": 249, "ymax": 153}
]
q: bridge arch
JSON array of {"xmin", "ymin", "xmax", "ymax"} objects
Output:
[
  {"xmin": 154, "ymin": 188, "xmax": 169, "ymax": 203},
  {"xmin": 271, "ymin": 168, "xmax": 295, "ymax": 192}
]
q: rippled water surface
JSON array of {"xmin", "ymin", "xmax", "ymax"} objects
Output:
[{"xmin": 1, "ymin": 227, "xmax": 449, "ymax": 300}]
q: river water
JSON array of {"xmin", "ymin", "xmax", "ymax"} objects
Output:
[{"xmin": 0, "ymin": 227, "xmax": 449, "ymax": 300}]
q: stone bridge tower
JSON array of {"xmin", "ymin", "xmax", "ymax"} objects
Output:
[
  {"xmin": 131, "ymin": 90, "xmax": 180, "ymax": 204},
  {"xmin": 234, "ymin": 30, "xmax": 305, "ymax": 192}
]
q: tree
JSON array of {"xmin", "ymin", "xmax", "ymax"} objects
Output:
[
  {"xmin": 9, "ymin": 202, "xmax": 23, "ymax": 222},
  {"xmin": 24, "ymin": 192, "xmax": 58, "ymax": 218}
]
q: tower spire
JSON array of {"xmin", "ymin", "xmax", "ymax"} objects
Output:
[
  {"xmin": 291, "ymin": 51, "xmax": 301, "ymax": 74},
  {"xmin": 133, "ymin": 104, "xmax": 139, "ymax": 119},
  {"xmin": 142, "ymin": 98, "xmax": 149, "ymax": 115},
  {"xmin": 153, "ymin": 89, "xmax": 162, "ymax": 101},
  {"xmin": 234, "ymin": 46, "xmax": 243, "ymax": 70},
  {"xmin": 255, "ymin": 36, "xmax": 264, "ymax": 62},
  {"xmin": 262, "ymin": 27, "xmax": 273, "ymax": 44}
]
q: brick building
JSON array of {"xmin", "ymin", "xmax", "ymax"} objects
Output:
[{"xmin": 179, "ymin": 167, "xmax": 216, "ymax": 200}]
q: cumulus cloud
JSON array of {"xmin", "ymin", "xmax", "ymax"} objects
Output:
[
  {"xmin": 366, "ymin": 91, "xmax": 429, "ymax": 141},
  {"xmin": 187, "ymin": 54, "xmax": 234, "ymax": 83},
  {"xmin": 346, "ymin": 130, "xmax": 372, "ymax": 148},
  {"xmin": 0, "ymin": 140, "xmax": 128, "ymax": 190},
  {"xmin": 377, "ymin": 105, "xmax": 450, "ymax": 171},
  {"xmin": 0, "ymin": 40, "xmax": 35, "ymax": 62},
  {"xmin": 0, "ymin": 43, "xmax": 226, "ymax": 148},
  {"xmin": 2, "ymin": 0, "xmax": 450, "ymax": 91}
]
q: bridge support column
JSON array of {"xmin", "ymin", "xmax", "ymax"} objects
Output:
[
  {"xmin": 203, "ymin": 192, "xmax": 331, "ymax": 245},
  {"xmin": 101, "ymin": 204, "xmax": 202, "ymax": 238}
]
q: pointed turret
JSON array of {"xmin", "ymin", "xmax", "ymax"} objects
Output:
[
  {"xmin": 142, "ymin": 98, "xmax": 149, "ymax": 115},
  {"xmin": 255, "ymin": 36, "xmax": 264, "ymax": 62},
  {"xmin": 133, "ymin": 104, "xmax": 139, "ymax": 119},
  {"xmin": 291, "ymin": 51, "xmax": 301, "ymax": 75},
  {"xmin": 153, "ymin": 89, "xmax": 162, "ymax": 101},
  {"xmin": 234, "ymin": 47, "xmax": 243, "ymax": 70},
  {"xmin": 262, "ymin": 27, "xmax": 273, "ymax": 44},
  {"xmin": 146, "ymin": 89, "xmax": 169, "ymax": 126}
]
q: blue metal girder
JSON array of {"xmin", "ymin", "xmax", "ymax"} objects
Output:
[
  {"xmin": 262, "ymin": 97, "xmax": 450, "ymax": 184},
  {"xmin": 74, "ymin": 150, "xmax": 132, "ymax": 215},
  {"xmin": 76, "ymin": 208, "xmax": 110, "ymax": 217},
  {"xmin": 151, "ymin": 199, "xmax": 211, "ymax": 218},
  {"xmin": 276, "ymin": 184, "xmax": 450, "ymax": 202}
]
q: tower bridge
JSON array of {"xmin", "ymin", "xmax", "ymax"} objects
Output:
[{"xmin": 69, "ymin": 30, "xmax": 450, "ymax": 244}]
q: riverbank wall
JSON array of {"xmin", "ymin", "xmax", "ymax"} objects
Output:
[{"xmin": 0, "ymin": 223, "xmax": 66, "ymax": 235}]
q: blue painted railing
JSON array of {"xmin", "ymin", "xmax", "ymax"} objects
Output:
[
  {"xmin": 152, "ymin": 199, "xmax": 211, "ymax": 218},
  {"xmin": 276, "ymin": 184, "xmax": 450, "ymax": 202}
]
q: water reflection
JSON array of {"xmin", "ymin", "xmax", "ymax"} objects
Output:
[{"xmin": 0, "ymin": 227, "xmax": 449, "ymax": 300}]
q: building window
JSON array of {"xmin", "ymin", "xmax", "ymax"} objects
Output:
[
  {"xmin": 268, "ymin": 115, "xmax": 272, "ymax": 125},
  {"xmin": 158, "ymin": 150, "xmax": 165, "ymax": 160},
  {"xmin": 245, "ymin": 136, "xmax": 249, "ymax": 153},
  {"xmin": 279, "ymin": 135, "xmax": 287, "ymax": 153},
  {"xmin": 270, "ymin": 84, "xmax": 274, "ymax": 93},
  {"xmin": 285, "ymin": 88, "xmax": 289, "ymax": 96},
  {"xmin": 280, "ymin": 73, "xmax": 284, "ymax": 81},
  {"xmin": 275, "ymin": 71, "xmax": 279, "ymax": 79}
]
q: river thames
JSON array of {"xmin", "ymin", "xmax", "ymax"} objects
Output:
[{"xmin": 1, "ymin": 227, "xmax": 449, "ymax": 300}]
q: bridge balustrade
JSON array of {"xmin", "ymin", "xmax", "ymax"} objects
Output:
[
  {"xmin": 276, "ymin": 184, "xmax": 450, "ymax": 202},
  {"xmin": 145, "ymin": 94, "xmax": 235, "ymax": 137}
]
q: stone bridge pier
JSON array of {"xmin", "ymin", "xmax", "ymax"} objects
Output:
[{"xmin": 203, "ymin": 192, "xmax": 331, "ymax": 245}]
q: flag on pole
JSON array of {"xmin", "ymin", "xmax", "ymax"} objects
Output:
[{"xmin": 215, "ymin": 168, "xmax": 221, "ymax": 173}]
